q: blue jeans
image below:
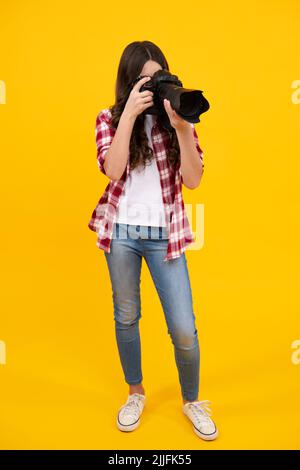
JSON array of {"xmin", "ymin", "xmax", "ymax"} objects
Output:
[{"xmin": 103, "ymin": 222, "xmax": 200, "ymax": 402}]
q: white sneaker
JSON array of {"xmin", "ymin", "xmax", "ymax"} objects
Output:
[
  {"xmin": 116, "ymin": 393, "xmax": 146, "ymax": 432},
  {"xmin": 183, "ymin": 400, "xmax": 218, "ymax": 440}
]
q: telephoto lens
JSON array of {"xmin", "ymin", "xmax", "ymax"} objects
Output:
[{"xmin": 131, "ymin": 70, "xmax": 210, "ymax": 131}]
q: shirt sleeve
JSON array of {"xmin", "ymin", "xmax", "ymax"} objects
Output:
[{"xmin": 95, "ymin": 110, "xmax": 115, "ymax": 175}]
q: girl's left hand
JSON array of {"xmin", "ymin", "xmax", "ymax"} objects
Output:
[{"xmin": 163, "ymin": 98, "xmax": 190, "ymax": 132}]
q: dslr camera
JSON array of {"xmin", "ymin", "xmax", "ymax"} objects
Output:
[{"xmin": 131, "ymin": 69, "xmax": 210, "ymax": 131}]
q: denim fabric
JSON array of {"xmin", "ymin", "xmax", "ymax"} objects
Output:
[{"xmin": 104, "ymin": 222, "xmax": 200, "ymax": 401}]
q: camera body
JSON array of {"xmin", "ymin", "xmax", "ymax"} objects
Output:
[{"xmin": 131, "ymin": 69, "xmax": 210, "ymax": 131}]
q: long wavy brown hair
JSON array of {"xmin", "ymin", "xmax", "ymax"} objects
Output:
[{"xmin": 108, "ymin": 41, "xmax": 180, "ymax": 172}]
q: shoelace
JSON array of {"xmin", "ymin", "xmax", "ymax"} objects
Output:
[
  {"xmin": 186, "ymin": 400, "xmax": 213, "ymax": 425},
  {"xmin": 121, "ymin": 394, "xmax": 144, "ymax": 418}
]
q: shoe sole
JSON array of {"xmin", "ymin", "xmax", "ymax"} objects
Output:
[
  {"xmin": 116, "ymin": 416, "xmax": 141, "ymax": 432},
  {"xmin": 192, "ymin": 424, "xmax": 219, "ymax": 441}
]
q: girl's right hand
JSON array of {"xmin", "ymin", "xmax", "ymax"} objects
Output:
[{"xmin": 123, "ymin": 76, "xmax": 154, "ymax": 120}]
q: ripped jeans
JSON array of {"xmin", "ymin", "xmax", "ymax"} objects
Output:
[{"xmin": 103, "ymin": 222, "xmax": 200, "ymax": 402}]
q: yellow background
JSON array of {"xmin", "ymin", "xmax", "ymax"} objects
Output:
[{"xmin": 1, "ymin": 0, "xmax": 300, "ymax": 450}]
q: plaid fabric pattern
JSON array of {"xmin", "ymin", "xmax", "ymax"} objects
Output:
[{"xmin": 88, "ymin": 107, "xmax": 204, "ymax": 262}]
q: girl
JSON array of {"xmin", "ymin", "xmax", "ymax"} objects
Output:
[{"xmin": 88, "ymin": 41, "xmax": 218, "ymax": 441}]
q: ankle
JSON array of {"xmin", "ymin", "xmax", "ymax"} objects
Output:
[
  {"xmin": 183, "ymin": 398, "xmax": 198, "ymax": 405},
  {"xmin": 129, "ymin": 384, "xmax": 145, "ymax": 396}
]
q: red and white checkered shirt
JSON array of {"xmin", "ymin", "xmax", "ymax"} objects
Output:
[{"xmin": 88, "ymin": 107, "xmax": 204, "ymax": 262}]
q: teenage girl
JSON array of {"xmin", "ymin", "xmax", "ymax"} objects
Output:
[{"xmin": 89, "ymin": 41, "xmax": 218, "ymax": 441}]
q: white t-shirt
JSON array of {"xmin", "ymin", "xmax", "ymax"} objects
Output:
[{"xmin": 115, "ymin": 114, "xmax": 166, "ymax": 227}]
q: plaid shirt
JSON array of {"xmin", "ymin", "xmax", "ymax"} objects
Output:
[{"xmin": 88, "ymin": 107, "xmax": 204, "ymax": 262}]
